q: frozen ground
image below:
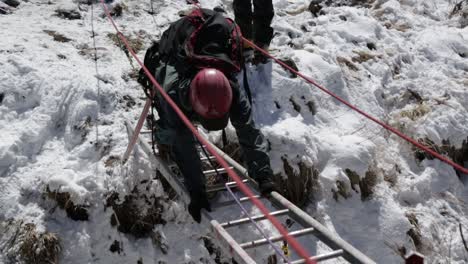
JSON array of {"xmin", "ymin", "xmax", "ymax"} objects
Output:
[{"xmin": 1, "ymin": 0, "xmax": 468, "ymax": 263}]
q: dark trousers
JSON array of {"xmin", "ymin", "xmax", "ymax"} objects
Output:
[
  {"xmin": 155, "ymin": 65, "xmax": 273, "ymax": 200},
  {"xmin": 233, "ymin": 0, "xmax": 274, "ymax": 47}
]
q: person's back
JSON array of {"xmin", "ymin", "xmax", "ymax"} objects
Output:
[{"xmin": 139, "ymin": 8, "xmax": 275, "ymax": 223}]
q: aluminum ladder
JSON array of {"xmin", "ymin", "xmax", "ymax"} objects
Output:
[{"xmin": 125, "ymin": 120, "xmax": 376, "ymax": 264}]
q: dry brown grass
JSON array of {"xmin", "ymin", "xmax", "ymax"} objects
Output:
[
  {"xmin": 341, "ymin": 167, "xmax": 379, "ymax": 201},
  {"xmin": 43, "ymin": 30, "xmax": 72, "ymax": 43},
  {"xmin": 18, "ymin": 223, "xmax": 61, "ymax": 264},
  {"xmin": 337, "ymin": 56, "xmax": 359, "ymax": 71},
  {"xmin": 275, "ymin": 157, "xmax": 321, "ymax": 207},
  {"xmin": 332, "ymin": 180, "xmax": 351, "ymax": 201},
  {"xmin": 106, "ymin": 190, "xmax": 165, "ymax": 238},
  {"xmin": 399, "ymin": 103, "xmax": 430, "ymax": 121},
  {"xmin": 352, "ymin": 50, "xmax": 382, "ymax": 63},
  {"xmin": 107, "ymin": 33, "xmax": 144, "ymax": 55},
  {"xmin": 414, "ymin": 137, "xmax": 468, "ymax": 178},
  {"xmin": 46, "ymin": 186, "xmax": 89, "ymax": 221},
  {"xmin": 0, "ymin": 221, "xmax": 61, "ymax": 264}
]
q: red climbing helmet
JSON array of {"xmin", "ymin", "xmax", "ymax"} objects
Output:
[{"xmin": 190, "ymin": 68, "xmax": 233, "ymax": 131}]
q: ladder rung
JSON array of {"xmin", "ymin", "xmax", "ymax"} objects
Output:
[
  {"xmin": 212, "ymin": 195, "xmax": 261, "ymax": 208},
  {"xmin": 291, "ymin": 249, "xmax": 344, "ymax": 264},
  {"xmin": 240, "ymin": 228, "xmax": 315, "ymax": 249},
  {"xmin": 221, "ymin": 209, "xmax": 289, "ymax": 228},
  {"xmin": 203, "ymin": 167, "xmax": 232, "ymax": 176},
  {"xmin": 207, "ymin": 179, "xmax": 249, "ymax": 193},
  {"xmin": 200, "ymin": 156, "xmax": 216, "ymax": 161}
]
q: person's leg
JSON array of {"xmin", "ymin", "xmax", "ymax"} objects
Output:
[
  {"xmin": 252, "ymin": 0, "xmax": 274, "ymax": 48},
  {"xmin": 233, "ymin": 0, "xmax": 253, "ymax": 42},
  {"xmin": 229, "ymin": 80, "xmax": 275, "ymax": 194},
  {"xmin": 155, "ymin": 65, "xmax": 209, "ymax": 222}
]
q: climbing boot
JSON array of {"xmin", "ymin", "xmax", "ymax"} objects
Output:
[
  {"xmin": 253, "ymin": 44, "xmax": 270, "ymax": 65},
  {"xmin": 188, "ymin": 194, "xmax": 211, "ymax": 223}
]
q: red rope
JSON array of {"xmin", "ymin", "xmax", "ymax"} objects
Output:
[
  {"xmin": 99, "ymin": 1, "xmax": 316, "ymax": 263},
  {"xmin": 243, "ymin": 39, "xmax": 468, "ymax": 175}
]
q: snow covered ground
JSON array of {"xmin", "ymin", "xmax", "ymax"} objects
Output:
[{"xmin": 1, "ymin": 0, "xmax": 468, "ymax": 263}]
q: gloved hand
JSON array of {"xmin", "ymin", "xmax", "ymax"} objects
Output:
[
  {"xmin": 188, "ymin": 195, "xmax": 211, "ymax": 223},
  {"xmin": 258, "ymin": 178, "xmax": 276, "ymax": 196}
]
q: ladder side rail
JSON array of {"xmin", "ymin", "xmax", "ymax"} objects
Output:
[
  {"xmin": 203, "ymin": 138, "xmax": 376, "ymax": 264},
  {"xmin": 291, "ymin": 250, "xmax": 344, "ymax": 264},
  {"xmin": 270, "ymin": 192, "xmax": 376, "ymax": 264},
  {"xmin": 211, "ymin": 220, "xmax": 256, "ymax": 264},
  {"xmin": 125, "ymin": 120, "xmax": 190, "ymax": 204}
]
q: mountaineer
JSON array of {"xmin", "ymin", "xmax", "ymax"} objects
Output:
[{"xmin": 138, "ymin": 8, "xmax": 275, "ymax": 223}]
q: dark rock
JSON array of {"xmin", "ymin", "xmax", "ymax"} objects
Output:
[
  {"xmin": 308, "ymin": 0, "xmax": 323, "ymax": 17},
  {"xmin": 274, "ymin": 101, "xmax": 281, "ymax": 109},
  {"xmin": 0, "ymin": 6, "xmax": 11, "ymax": 14},
  {"xmin": 55, "ymin": 9, "xmax": 81, "ymax": 20},
  {"xmin": 367, "ymin": 42, "xmax": 376, "ymax": 50},
  {"xmin": 109, "ymin": 240, "xmax": 121, "ymax": 254},
  {"xmin": 279, "ymin": 58, "xmax": 299, "ymax": 78},
  {"xmin": 110, "ymin": 3, "xmax": 123, "ymax": 17},
  {"xmin": 4, "ymin": 0, "xmax": 20, "ymax": 8},
  {"xmin": 213, "ymin": 6, "xmax": 226, "ymax": 13},
  {"xmin": 0, "ymin": 93, "xmax": 4, "ymax": 104},
  {"xmin": 289, "ymin": 96, "xmax": 301, "ymax": 113}
]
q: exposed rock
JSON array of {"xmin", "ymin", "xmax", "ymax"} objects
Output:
[
  {"xmin": 55, "ymin": 8, "xmax": 82, "ymax": 20},
  {"xmin": 110, "ymin": 3, "xmax": 123, "ymax": 17},
  {"xmin": 0, "ymin": 3, "xmax": 12, "ymax": 15},
  {"xmin": 289, "ymin": 96, "xmax": 301, "ymax": 113},
  {"xmin": 279, "ymin": 58, "xmax": 299, "ymax": 78},
  {"xmin": 109, "ymin": 240, "xmax": 122, "ymax": 254},
  {"xmin": 4, "ymin": 0, "xmax": 20, "ymax": 8}
]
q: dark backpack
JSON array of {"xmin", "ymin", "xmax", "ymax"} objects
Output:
[
  {"xmin": 137, "ymin": 8, "xmax": 243, "ymax": 95},
  {"xmin": 183, "ymin": 8, "xmax": 243, "ymax": 74}
]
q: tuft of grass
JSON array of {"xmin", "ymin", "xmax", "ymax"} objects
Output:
[
  {"xmin": 405, "ymin": 212, "xmax": 425, "ymax": 253},
  {"xmin": 399, "ymin": 103, "xmax": 430, "ymax": 121},
  {"xmin": 18, "ymin": 223, "xmax": 61, "ymax": 264},
  {"xmin": 337, "ymin": 56, "xmax": 359, "ymax": 71},
  {"xmin": 46, "ymin": 186, "xmax": 89, "ymax": 221},
  {"xmin": 414, "ymin": 137, "xmax": 468, "ymax": 178},
  {"xmin": 107, "ymin": 33, "xmax": 143, "ymax": 55},
  {"xmin": 43, "ymin": 30, "xmax": 72, "ymax": 43},
  {"xmin": 106, "ymin": 190, "xmax": 165, "ymax": 238},
  {"xmin": 332, "ymin": 180, "xmax": 351, "ymax": 201},
  {"xmin": 352, "ymin": 50, "xmax": 382, "ymax": 63},
  {"xmin": 343, "ymin": 167, "xmax": 379, "ymax": 201},
  {"xmin": 277, "ymin": 156, "xmax": 320, "ymax": 207}
]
